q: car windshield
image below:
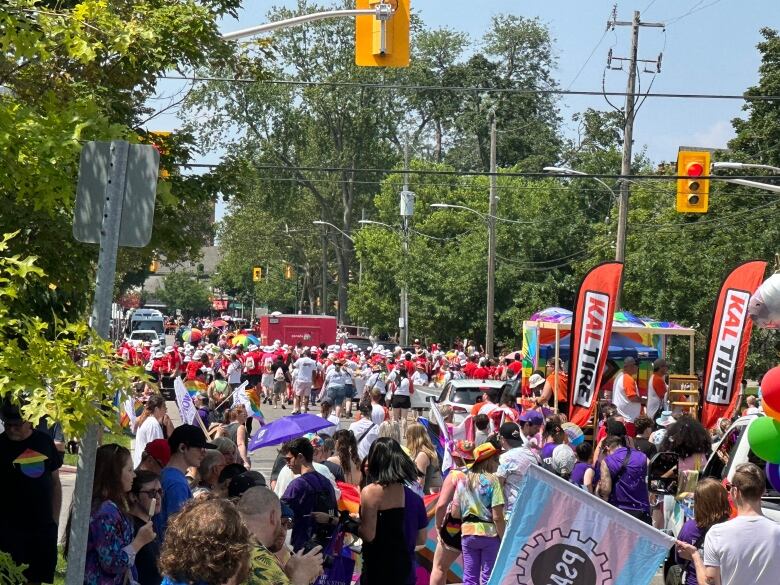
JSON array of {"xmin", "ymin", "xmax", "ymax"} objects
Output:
[
  {"xmin": 449, "ymin": 385, "xmax": 488, "ymax": 405},
  {"xmin": 131, "ymin": 320, "xmax": 164, "ymax": 334}
]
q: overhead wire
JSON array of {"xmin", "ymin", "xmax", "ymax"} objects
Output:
[{"xmin": 159, "ymin": 75, "xmax": 779, "ymax": 101}]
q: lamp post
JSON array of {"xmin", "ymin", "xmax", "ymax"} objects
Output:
[{"xmin": 711, "ymin": 162, "xmax": 780, "ymax": 194}]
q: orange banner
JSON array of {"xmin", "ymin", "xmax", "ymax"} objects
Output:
[
  {"xmin": 568, "ymin": 262, "xmax": 624, "ymax": 427},
  {"xmin": 700, "ymin": 260, "xmax": 767, "ymax": 429}
]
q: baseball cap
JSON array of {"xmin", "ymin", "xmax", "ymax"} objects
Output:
[
  {"xmin": 499, "ymin": 422, "xmax": 524, "ymax": 448},
  {"xmin": 144, "ymin": 438, "xmax": 171, "ymax": 467},
  {"xmin": 528, "ymin": 373, "xmax": 545, "ymax": 388},
  {"xmin": 519, "ymin": 410, "xmax": 544, "ymax": 426},
  {"xmin": 229, "ymin": 470, "xmax": 267, "ymax": 498},
  {"xmin": 168, "ymin": 424, "xmax": 216, "ymax": 452},
  {"xmin": 0, "ymin": 400, "xmax": 23, "ymax": 423},
  {"xmin": 551, "ymin": 444, "xmax": 577, "ymax": 477}
]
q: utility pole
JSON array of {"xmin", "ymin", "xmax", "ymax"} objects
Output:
[
  {"xmin": 320, "ymin": 217, "xmax": 328, "ymax": 315},
  {"xmin": 486, "ymin": 110, "xmax": 497, "ymax": 357},
  {"xmin": 607, "ymin": 9, "xmax": 663, "ymax": 308},
  {"xmin": 399, "ymin": 140, "xmax": 414, "ymax": 347}
]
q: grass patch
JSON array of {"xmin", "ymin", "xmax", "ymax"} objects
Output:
[{"xmin": 63, "ymin": 431, "xmax": 132, "ymax": 467}]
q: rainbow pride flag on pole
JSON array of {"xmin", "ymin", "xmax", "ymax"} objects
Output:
[
  {"xmin": 487, "ymin": 465, "xmax": 673, "ymax": 585},
  {"xmin": 234, "ymin": 381, "xmax": 265, "ymax": 423}
]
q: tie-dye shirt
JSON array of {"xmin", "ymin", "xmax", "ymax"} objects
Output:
[{"xmin": 454, "ymin": 473, "xmax": 504, "ymax": 537}]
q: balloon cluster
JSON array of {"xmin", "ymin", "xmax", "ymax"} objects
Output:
[
  {"xmin": 748, "ymin": 273, "xmax": 780, "ymax": 329},
  {"xmin": 746, "ymin": 366, "xmax": 780, "ymax": 491}
]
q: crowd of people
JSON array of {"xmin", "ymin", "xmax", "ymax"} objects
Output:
[{"xmin": 2, "ymin": 326, "xmax": 779, "ymax": 585}]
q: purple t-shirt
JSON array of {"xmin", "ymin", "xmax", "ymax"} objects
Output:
[
  {"xmin": 281, "ymin": 471, "xmax": 337, "ymax": 551},
  {"xmin": 603, "ymin": 447, "xmax": 650, "ymax": 515},
  {"xmin": 676, "ymin": 519, "xmax": 704, "ymax": 585},
  {"xmin": 403, "ymin": 486, "xmax": 429, "ymax": 585},
  {"xmin": 540, "ymin": 442, "xmax": 558, "ymax": 464},
  {"xmin": 569, "ymin": 461, "xmax": 592, "ymax": 488}
]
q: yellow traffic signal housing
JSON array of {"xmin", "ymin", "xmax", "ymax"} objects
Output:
[
  {"xmin": 284, "ymin": 264, "xmax": 293, "ymax": 280},
  {"xmin": 355, "ymin": 0, "xmax": 409, "ymax": 67},
  {"xmin": 252, "ymin": 267, "xmax": 262, "ymax": 282},
  {"xmin": 149, "ymin": 259, "xmax": 159, "ymax": 273},
  {"xmin": 676, "ymin": 149, "xmax": 711, "ymax": 213}
]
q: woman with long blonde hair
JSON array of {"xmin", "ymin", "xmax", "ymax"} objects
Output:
[{"xmin": 406, "ymin": 423, "xmax": 441, "ymax": 494}]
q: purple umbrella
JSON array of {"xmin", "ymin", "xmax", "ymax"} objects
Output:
[{"xmin": 248, "ymin": 413, "xmax": 336, "ymax": 451}]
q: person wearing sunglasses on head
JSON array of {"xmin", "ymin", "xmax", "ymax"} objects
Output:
[{"xmin": 128, "ymin": 470, "xmax": 163, "ymax": 585}]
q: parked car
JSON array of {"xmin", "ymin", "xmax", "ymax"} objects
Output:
[{"xmin": 430, "ymin": 379, "xmax": 507, "ymax": 424}]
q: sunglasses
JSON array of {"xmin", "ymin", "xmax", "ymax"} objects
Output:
[{"xmin": 138, "ymin": 488, "xmax": 163, "ymax": 498}]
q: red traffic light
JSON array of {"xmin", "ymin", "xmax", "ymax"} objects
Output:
[{"xmin": 686, "ymin": 162, "xmax": 704, "ymax": 177}]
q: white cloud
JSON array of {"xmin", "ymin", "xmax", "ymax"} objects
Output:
[{"xmin": 688, "ymin": 120, "xmax": 736, "ymax": 150}]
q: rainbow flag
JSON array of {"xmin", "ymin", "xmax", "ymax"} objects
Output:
[
  {"xmin": 185, "ymin": 379, "xmax": 207, "ymax": 398},
  {"xmin": 487, "ymin": 465, "xmax": 673, "ymax": 585},
  {"xmin": 234, "ymin": 381, "xmax": 265, "ymax": 423},
  {"xmin": 119, "ymin": 397, "xmax": 144, "ymax": 429}
]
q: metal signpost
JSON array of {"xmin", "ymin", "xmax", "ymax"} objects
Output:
[{"xmin": 66, "ymin": 140, "xmax": 158, "ymax": 585}]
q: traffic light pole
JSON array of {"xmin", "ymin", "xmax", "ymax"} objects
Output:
[
  {"xmin": 400, "ymin": 142, "xmax": 410, "ymax": 347},
  {"xmin": 222, "ymin": 7, "xmax": 388, "ymax": 40}
]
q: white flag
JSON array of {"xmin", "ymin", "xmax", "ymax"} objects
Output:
[{"xmin": 173, "ymin": 377, "xmax": 197, "ymax": 425}]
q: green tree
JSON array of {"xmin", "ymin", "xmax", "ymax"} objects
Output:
[
  {"xmin": 0, "ymin": 0, "xmax": 237, "ymax": 320},
  {"xmin": 157, "ymin": 272, "xmax": 212, "ymax": 317},
  {"xmin": 185, "ymin": 0, "xmax": 404, "ymax": 323}
]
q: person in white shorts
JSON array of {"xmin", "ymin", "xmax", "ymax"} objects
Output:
[{"xmin": 292, "ymin": 349, "xmax": 317, "ymax": 414}]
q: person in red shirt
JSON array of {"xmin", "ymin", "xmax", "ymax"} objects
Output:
[
  {"xmin": 185, "ymin": 354, "xmax": 202, "ymax": 381},
  {"xmin": 507, "ymin": 352, "xmax": 523, "ymax": 378},
  {"xmin": 472, "ymin": 358, "xmax": 490, "ymax": 380},
  {"xmin": 463, "ymin": 355, "xmax": 478, "ymax": 378}
]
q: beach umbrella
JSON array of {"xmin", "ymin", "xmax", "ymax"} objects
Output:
[
  {"xmin": 212, "ymin": 319, "xmax": 228, "ymax": 328},
  {"xmin": 248, "ymin": 414, "xmax": 336, "ymax": 451},
  {"xmin": 231, "ymin": 334, "xmax": 249, "ymax": 348}
]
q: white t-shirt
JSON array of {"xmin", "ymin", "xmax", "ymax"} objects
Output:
[
  {"xmin": 227, "ymin": 359, "xmax": 243, "ymax": 384},
  {"xmin": 412, "ymin": 370, "xmax": 429, "ymax": 387},
  {"xmin": 647, "ymin": 373, "xmax": 667, "ymax": 416},
  {"xmin": 703, "ymin": 515, "xmax": 780, "ymax": 585},
  {"xmin": 613, "ymin": 371, "xmax": 641, "ymax": 423},
  {"xmin": 318, "ymin": 413, "xmax": 341, "ymax": 436},
  {"xmin": 133, "ymin": 416, "xmax": 163, "ymax": 468},
  {"xmin": 349, "ymin": 418, "xmax": 380, "ymax": 460},
  {"xmin": 394, "ymin": 378, "xmax": 411, "ymax": 397},
  {"xmin": 293, "ymin": 357, "xmax": 317, "ymax": 383},
  {"xmin": 366, "ymin": 372, "xmax": 387, "ymax": 394},
  {"xmin": 370, "ymin": 403, "xmax": 386, "ymax": 426}
]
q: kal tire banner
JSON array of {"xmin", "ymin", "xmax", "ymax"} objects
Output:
[
  {"xmin": 701, "ymin": 260, "xmax": 767, "ymax": 429},
  {"xmin": 567, "ymin": 262, "xmax": 624, "ymax": 427}
]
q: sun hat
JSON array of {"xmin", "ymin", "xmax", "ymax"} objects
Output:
[
  {"xmin": 468, "ymin": 442, "xmax": 498, "ymax": 467},
  {"xmin": 529, "ymin": 373, "xmax": 546, "ymax": 389},
  {"xmin": 551, "ymin": 444, "xmax": 577, "ymax": 477},
  {"xmin": 655, "ymin": 410, "xmax": 676, "ymax": 427}
]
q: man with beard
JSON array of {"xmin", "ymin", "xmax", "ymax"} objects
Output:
[{"xmin": 238, "ymin": 486, "xmax": 324, "ymax": 585}]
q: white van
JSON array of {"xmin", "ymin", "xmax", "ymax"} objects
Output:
[{"xmin": 128, "ymin": 308, "xmax": 165, "ymax": 344}]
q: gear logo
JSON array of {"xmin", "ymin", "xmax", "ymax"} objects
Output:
[{"xmin": 515, "ymin": 527, "xmax": 611, "ymax": 585}]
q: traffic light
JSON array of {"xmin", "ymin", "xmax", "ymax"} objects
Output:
[
  {"xmin": 355, "ymin": 0, "xmax": 409, "ymax": 67},
  {"xmin": 149, "ymin": 259, "xmax": 159, "ymax": 273},
  {"xmin": 676, "ymin": 149, "xmax": 711, "ymax": 213},
  {"xmin": 284, "ymin": 264, "xmax": 293, "ymax": 280},
  {"xmin": 252, "ymin": 267, "xmax": 262, "ymax": 282},
  {"xmin": 148, "ymin": 131, "xmax": 172, "ymax": 179}
]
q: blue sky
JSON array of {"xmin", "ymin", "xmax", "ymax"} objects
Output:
[{"xmin": 153, "ymin": 1, "xmax": 779, "ymax": 216}]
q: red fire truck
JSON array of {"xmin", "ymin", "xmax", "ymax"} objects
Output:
[{"xmin": 257, "ymin": 314, "xmax": 338, "ymax": 347}]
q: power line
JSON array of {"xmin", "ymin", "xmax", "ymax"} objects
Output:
[
  {"xmin": 159, "ymin": 75, "xmax": 779, "ymax": 101},
  {"xmin": 180, "ymin": 162, "xmax": 776, "ymax": 181}
]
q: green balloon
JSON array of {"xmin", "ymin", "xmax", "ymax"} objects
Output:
[{"xmin": 747, "ymin": 417, "xmax": 780, "ymax": 463}]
